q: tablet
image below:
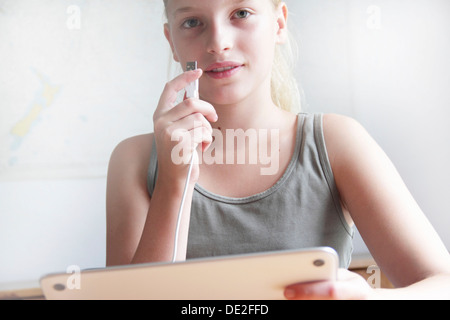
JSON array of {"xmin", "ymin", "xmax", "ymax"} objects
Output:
[{"xmin": 40, "ymin": 247, "xmax": 339, "ymax": 300}]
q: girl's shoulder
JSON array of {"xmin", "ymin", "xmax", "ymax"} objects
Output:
[
  {"xmin": 107, "ymin": 133, "xmax": 154, "ymax": 185},
  {"xmin": 322, "ymin": 113, "xmax": 365, "ymax": 137},
  {"xmin": 321, "ymin": 113, "xmax": 372, "ymax": 165},
  {"xmin": 109, "ymin": 133, "xmax": 154, "ymax": 164}
]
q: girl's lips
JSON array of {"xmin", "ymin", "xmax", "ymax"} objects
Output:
[{"xmin": 205, "ymin": 62, "xmax": 244, "ymax": 79}]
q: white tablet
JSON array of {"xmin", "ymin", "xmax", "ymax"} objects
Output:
[{"xmin": 40, "ymin": 247, "xmax": 338, "ymax": 300}]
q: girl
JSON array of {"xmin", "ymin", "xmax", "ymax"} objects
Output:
[{"xmin": 106, "ymin": 0, "xmax": 450, "ymax": 299}]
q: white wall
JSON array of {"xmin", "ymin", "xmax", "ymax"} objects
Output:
[
  {"xmin": 1, "ymin": 0, "xmax": 449, "ymax": 286},
  {"xmin": 0, "ymin": 179, "xmax": 106, "ymax": 284}
]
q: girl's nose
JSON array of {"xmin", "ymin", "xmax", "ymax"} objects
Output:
[{"xmin": 206, "ymin": 23, "xmax": 233, "ymax": 55}]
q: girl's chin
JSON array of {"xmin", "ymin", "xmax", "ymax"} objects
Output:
[
  {"xmin": 200, "ymin": 94, "xmax": 246, "ymax": 107},
  {"xmin": 200, "ymin": 87, "xmax": 247, "ymax": 106}
]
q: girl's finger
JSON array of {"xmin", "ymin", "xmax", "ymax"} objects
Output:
[
  {"xmin": 167, "ymin": 98, "xmax": 218, "ymax": 124},
  {"xmin": 284, "ymin": 270, "xmax": 372, "ymax": 300},
  {"xmin": 158, "ymin": 69, "xmax": 203, "ymax": 112}
]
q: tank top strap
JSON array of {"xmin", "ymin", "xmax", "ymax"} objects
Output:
[{"xmin": 147, "ymin": 136, "xmax": 158, "ymax": 197}]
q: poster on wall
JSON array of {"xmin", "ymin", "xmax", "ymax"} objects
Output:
[{"xmin": 0, "ymin": 0, "xmax": 165, "ymax": 180}]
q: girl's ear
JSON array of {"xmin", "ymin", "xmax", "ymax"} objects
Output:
[
  {"xmin": 164, "ymin": 23, "xmax": 180, "ymax": 62},
  {"xmin": 275, "ymin": 3, "xmax": 289, "ymax": 44}
]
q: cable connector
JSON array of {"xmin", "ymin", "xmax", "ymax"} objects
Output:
[{"xmin": 185, "ymin": 61, "xmax": 199, "ymax": 99}]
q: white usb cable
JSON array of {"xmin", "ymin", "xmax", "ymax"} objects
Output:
[{"xmin": 172, "ymin": 62, "xmax": 199, "ymax": 263}]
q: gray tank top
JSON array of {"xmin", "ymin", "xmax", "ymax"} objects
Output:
[{"xmin": 147, "ymin": 113, "xmax": 354, "ymax": 268}]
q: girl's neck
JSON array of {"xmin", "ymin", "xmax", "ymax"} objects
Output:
[{"xmin": 208, "ymin": 87, "xmax": 285, "ymax": 132}]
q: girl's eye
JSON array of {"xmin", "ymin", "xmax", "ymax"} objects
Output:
[
  {"xmin": 233, "ymin": 9, "xmax": 251, "ymax": 19},
  {"xmin": 182, "ymin": 18, "xmax": 201, "ymax": 29}
]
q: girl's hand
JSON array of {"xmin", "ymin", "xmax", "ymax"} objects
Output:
[
  {"xmin": 284, "ymin": 269, "xmax": 375, "ymax": 300},
  {"xmin": 153, "ymin": 69, "xmax": 218, "ymax": 186}
]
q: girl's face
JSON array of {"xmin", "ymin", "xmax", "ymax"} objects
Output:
[{"xmin": 164, "ymin": 0, "xmax": 287, "ymax": 106}]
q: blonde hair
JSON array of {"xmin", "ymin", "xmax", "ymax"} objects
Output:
[{"xmin": 163, "ymin": 0, "xmax": 301, "ymax": 113}]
